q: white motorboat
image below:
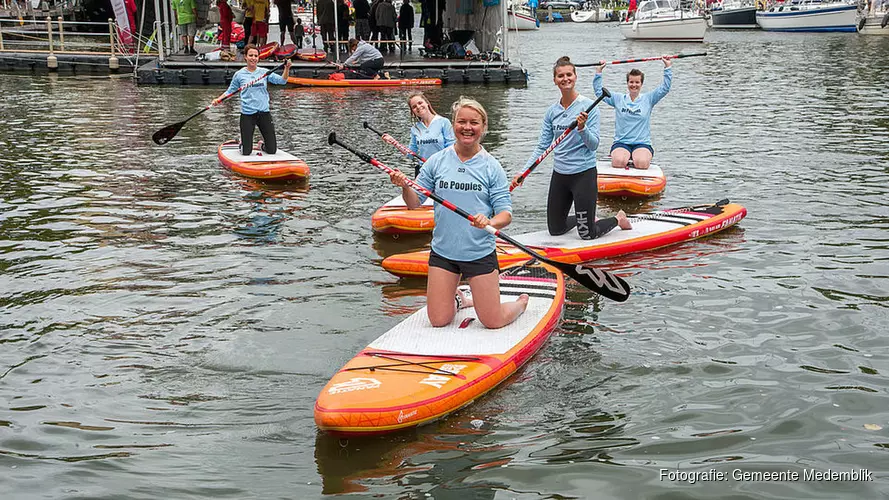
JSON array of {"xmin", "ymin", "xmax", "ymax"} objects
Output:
[
  {"xmin": 620, "ymin": 0, "xmax": 708, "ymax": 41},
  {"xmin": 572, "ymin": 7, "xmax": 607, "ymax": 21},
  {"xmin": 508, "ymin": 8, "xmax": 542, "ymax": 29},
  {"xmin": 755, "ymin": 0, "xmax": 858, "ymax": 32}
]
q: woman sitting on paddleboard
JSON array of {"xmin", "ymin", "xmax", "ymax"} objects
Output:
[
  {"xmin": 594, "ymin": 55, "xmax": 672, "ymax": 170},
  {"xmin": 334, "ymin": 38, "xmax": 385, "ymax": 80},
  {"xmin": 213, "ymin": 44, "xmax": 291, "ymax": 156},
  {"xmin": 512, "ymin": 56, "xmax": 631, "ymax": 240},
  {"xmin": 407, "ymin": 91, "xmax": 455, "ymax": 175},
  {"xmin": 389, "ymin": 97, "xmax": 529, "ymax": 329}
]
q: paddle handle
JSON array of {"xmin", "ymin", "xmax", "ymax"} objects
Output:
[
  {"xmin": 363, "ymin": 121, "xmax": 426, "ymax": 164},
  {"xmin": 576, "ymin": 52, "xmax": 707, "ymax": 68},
  {"xmin": 511, "ymin": 88, "xmax": 610, "ymax": 190}
]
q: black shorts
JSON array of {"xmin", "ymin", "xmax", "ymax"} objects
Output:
[
  {"xmin": 428, "ymin": 250, "xmax": 499, "ymax": 278},
  {"xmin": 279, "ymin": 15, "xmax": 294, "ymax": 30}
]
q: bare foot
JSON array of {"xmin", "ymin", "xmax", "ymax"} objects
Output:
[
  {"xmin": 516, "ymin": 293, "xmax": 529, "ymax": 312},
  {"xmin": 456, "ymin": 288, "xmax": 474, "ymax": 310},
  {"xmin": 616, "ymin": 210, "xmax": 633, "ymax": 230}
]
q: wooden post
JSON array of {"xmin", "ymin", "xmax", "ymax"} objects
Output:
[
  {"xmin": 47, "ymin": 16, "xmax": 58, "ymax": 70},
  {"xmin": 57, "ymin": 16, "xmax": 64, "ymax": 51}
]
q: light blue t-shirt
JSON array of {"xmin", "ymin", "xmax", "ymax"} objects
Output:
[
  {"xmin": 409, "ymin": 115, "xmax": 456, "ymax": 161},
  {"xmin": 225, "ymin": 67, "xmax": 287, "ymax": 115},
  {"xmin": 525, "ymin": 94, "xmax": 600, "ymax": 175},
  {"xmin": 415, "ymin": 146, "xmax": 512, "ymax": 262},
  {"xmin": 593, "ymin": 67, "xmax": 672, "ymax": 146}
]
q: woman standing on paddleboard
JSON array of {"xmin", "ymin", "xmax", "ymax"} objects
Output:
[
  {"xmin": 406, "ymin": 91, "xmax": 455, "ymax": 175},
  {"xmin": 594, "ymin": 55, "xmax": 672, "ymax": 170},
  {"xmin": 213, "ymin": 44, "xmax": 291, "ymax": 156},
  {"xmin": 512, "ymin": 56, "xmax": 631, "ymax": 240},
  {"xmin": 389, "ymin": 97, "xmax": 529, "ymax": 329}
]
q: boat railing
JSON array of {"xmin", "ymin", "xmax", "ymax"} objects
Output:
[{"xmin": 0, "ymin": 16, "xmax": 158, "ymax": 56}]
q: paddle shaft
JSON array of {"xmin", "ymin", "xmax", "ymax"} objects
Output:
[
  {"xmin": 328, "ymin": 133, "xmax": 631, "ymax": 302},
  {"xmin": 576, "ymin": 52, "xmax": 707, "ymax": 68},
  {"xmin": 363, "ymin": 122, "xmax": 426, "ymax": 164},
  {"xmin": 511, "ymin": 89, "xmax": 610, "ymax": 190}
]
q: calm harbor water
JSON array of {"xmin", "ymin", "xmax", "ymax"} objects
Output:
[{"xmin": 1, "ymin": 24, "xmax": 888, "ymax": 499}]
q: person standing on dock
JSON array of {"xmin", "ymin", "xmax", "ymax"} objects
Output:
[
  {"xmin": 217, "ymin": 0, "xmax": 234, "ymax": 52},
  {"xmin": 213, "ymin": 45, "xmax": 292, "ymax": 156},
  {"xmin": 398, "ymin": 0, "xmax": 414, "ymax": 52},
  {"xmin": 172, "ymin": 0, "xmax": 199, "ymax": 54},
  {"xmin": 513, "ymin": 56, "xmax": 632, "ymax": 240},
  {"xmin": 316, "ymin": 0, "xmax": 336, "ymax": 52},
  {"xmin": 376, "ymin": 0, "xmax": 397, "ymax": 53},
  {"xmin": 593, "ymin": 56, "xmax": 672, "ymax": 171},
  {"xmin": 276, "ymin": 0, "xmax": 298, "ymax": 46},
  {"xmin": 354, "ymin": 0, "xmax": 371, "ymax": 40},
  {"xmin": 250, "ymin": 0, "xmax": 271, "ymax": 46}
]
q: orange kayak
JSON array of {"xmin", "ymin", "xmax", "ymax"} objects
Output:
[
  {"xmin": 381, "ymin": 201, "xmax": 746, "ymax": 277},
  {"xmin": 288, "ymin": 76, "xmax": 442, "ymax": 87},
  {"xmin": 314, "ymin": 260, "xmax": 566, "ymax": 436},
  {"xmin": 372, "ymin": 195, "xmax": 435, "ymax": 234},
  {"xmin": 217, "ymin": 141, "xmax": 309, "ymax": 181},
  {"xmin": 597, "ymin": 162, "xmax": 666, "ymax": 198}
]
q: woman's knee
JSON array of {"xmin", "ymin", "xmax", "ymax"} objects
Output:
[{"xmin": 427, "ymin": 308, "xmax": 455, "ymax": 327}]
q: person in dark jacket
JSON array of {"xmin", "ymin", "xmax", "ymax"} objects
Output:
[
  {"xmin": 375, "ymin": 0, "xmax": 396, "ymax": 53},
  {"xmin": 353, "ymin": 0, "xmax": 371, "ymax": 40},
  {"xmin": 369, "ymin": 0, "xmax": 381, "ymax": 49},
  {"xmin": 337, "ymin": 0, "xmax": 351, "ymax": 51},
  {"xmin": 316, "ymin": 0, "xmax": 336, "ymax": 52},
  {"xmin": 398, "ymin": 0, "xmax": 414, "ymax": 52}
]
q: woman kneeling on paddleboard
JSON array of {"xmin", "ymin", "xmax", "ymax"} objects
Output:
[
  {"xmin": 213, "ymin": 44, "xmax": 291, "ymax": 156},
  {"xmin": 389, "ymin": 97, "xmax": 529, "ymax": 329},
  {"xmin": 335, "ymin": 38, "xmax": 386, "ymax": 80},
  {"xmin": 594, "ymin": 56, "xmax": 672, "ymax": 170},
  {"xmin": 513, "ymin": 56, "xmax": 631, "ymax": 240},
  {"xmin": 406, "ymin": 91, "xmax": 455, "ymax": 175}
]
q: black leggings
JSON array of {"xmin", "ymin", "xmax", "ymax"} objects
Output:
[
  {"xmin": 548, "ymin": 168, "xmax": 617, "ymax": 240},
  {"xmin": 239, "ymin": 112, "xmax": 276, "ymax": 156},
  {"xmin": 345, "ymin": 57, "xmax": 384, "ymax": 79}
]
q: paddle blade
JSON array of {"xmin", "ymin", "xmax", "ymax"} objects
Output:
[
  {"xmin": 558, "ymin": 262, "xmax": 631, "ymax": 302},
  {"xmin": 152, "ymin": 121, "xmax": 185, "ymax": 145}
]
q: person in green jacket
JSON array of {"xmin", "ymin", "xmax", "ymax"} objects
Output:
[{"xmin": 172, "ymin": 0, "xmax": 198, "ymax": 54}]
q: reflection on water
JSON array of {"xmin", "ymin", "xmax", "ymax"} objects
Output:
[{"xmin": 1, "ymin": 25, "xmax": 888, "ymax": 499}]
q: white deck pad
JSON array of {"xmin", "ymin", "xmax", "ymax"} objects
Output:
[
  {"xmin": 369, "ymin": 276, "xmax": 558, "ymax": 356},
  {"xmin": 380, "ymin": 194, "xmax": 435, "ymax": 208},
  {"xmin": 596, "ymin": 160, "xmax": 664, "ymax": 178},
  {"xmin": 219, "ymin": 142, "xmax": 302, "ymax": 163},
  {"xmin": 514, "ymin": 210, "xmax": 714, "ymax": 250}
]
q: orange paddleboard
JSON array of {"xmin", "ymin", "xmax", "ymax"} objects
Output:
[
  {"xmin": 315, "ymin": 260, "xmax": 566, "ymax": 436},
  {"xmin": 217, "ymin": 141, "xmax": 309, "ymax": 181},
  {"xmin": 381, "ymin": 201, "xmax": 746, "ymax": 278},
  {"xmin": 288, "ymin": 76, "xmax": 442, "ymax": 87},
  {"xmin": 597, "ymin": 161, "xmax": 666, "ymax": 198}
]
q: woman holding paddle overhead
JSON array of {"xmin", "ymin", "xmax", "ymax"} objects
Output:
[
  {"xmin": 407, "ymin": 91, "xmax": 455, "ymax": 171},
  {"xmin": 594, "ymin": 56, "xmax": 672, "ymax": 171},
  {"xmin": 389, "ymin": 97, "xmax": 529, "ymax": 329},
  {"xmin": 512, "ymin": 56, "xmax": 631, "ymax": 240},
  {"xmin": 213, "ymin": 44, "xmax": 291, "ymax": 156}
]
